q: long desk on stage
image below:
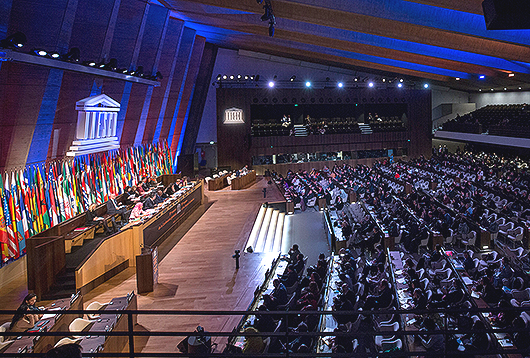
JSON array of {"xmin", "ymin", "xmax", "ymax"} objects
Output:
[
  {"xmin": 75, "ymin": 180, "xmax": 204, "ymax": 295},
  {"xmin": 2, "ymin": 293, "xmax": 83, "ymax": 355},
  {"xmin": 231, "ymin": 171, "xmax": 256, "ymax": 190}
]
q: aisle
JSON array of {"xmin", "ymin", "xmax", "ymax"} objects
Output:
[
  {"xmin": 283, "ymin": 210, "xmax": 331, "ymax": 265},
  {"xmin": 83, "ymin": 177, "xmax": 284, "ymax": 354}
]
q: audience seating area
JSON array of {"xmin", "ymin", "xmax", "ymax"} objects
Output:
[
  {"xmin": 441, "ymin": 104, "xmax": 530, "ymax": 138},
  {"xmin": 244, "ymin": 149, "xmax": 530, "ymax": 356}
]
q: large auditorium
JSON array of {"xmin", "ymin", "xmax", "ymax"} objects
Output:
[{"xmin": 1, "ymin": 0, "xmax": 530, "ymax": 357}]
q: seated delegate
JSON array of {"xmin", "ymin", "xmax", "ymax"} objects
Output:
[{"xmin": 8, "ymin": 293, "xmax": 42, "ymax": 337}]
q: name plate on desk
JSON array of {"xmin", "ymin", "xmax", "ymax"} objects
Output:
[{"xmin": 143, "ymin": 185, "xmax": 202, "ymax": 247}]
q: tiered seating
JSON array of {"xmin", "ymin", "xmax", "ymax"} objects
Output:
[{"xmin": 441, "ymin": 104, "xmax": 530, "ymax": 138}]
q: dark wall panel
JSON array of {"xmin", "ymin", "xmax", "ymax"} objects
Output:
[
  {"xmin": 69, "ymin": 0, "xmax": 116, "ymax": 62},
  {"xmin": 181, "ymin": 43, "xmax": 218, "ymax": 156},
  {"xmin": 108, "ymin": 0, "xmax": 147, "ymax": 70},
  {"xmin": 169, "ymin": 36, "xmax": 205, "ymax": 159},
  {"xmin": 120, "ymin": 84, "xmax": 148, "ymax": 147},
  {"xmin": 160, "ymin": 27, "xmax": 196, "ymax": 142},
  {"xmin": 143, "ymin": 18, "xmax": 185, "ymax": 144},
  {"xmin": 136, "ymin": 4, "xmax": 168, "ymax": 75}
]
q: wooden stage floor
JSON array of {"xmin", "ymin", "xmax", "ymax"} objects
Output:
[
  {"xmin": 84, "ymin": 177, "xmax": 284, "ymax": 354},
  {"xmin": 0, "ymin": 177, "xmax": 290, "ymax": 354}
]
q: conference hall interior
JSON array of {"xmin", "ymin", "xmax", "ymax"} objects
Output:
[{"xmin": 2, "ymin": 0, "xmax": 530, "ymax": 357}]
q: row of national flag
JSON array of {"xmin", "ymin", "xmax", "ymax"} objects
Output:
[{"xmin": 0, "ymin": 141, "xmax": 173, "ymax": 263}]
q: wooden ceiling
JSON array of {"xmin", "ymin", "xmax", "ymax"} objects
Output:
[{"xmin": 161, "ymin": 0, "xmax": 530, "ymax": 92}]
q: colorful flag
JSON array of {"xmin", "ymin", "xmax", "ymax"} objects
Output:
[
  {"xmin": 3, "ymin": 174, "xmax": 19, "ymax": 259},
  {"xmin": 0, "ymin": 178, "xmax": 10, "ymax": 262}
]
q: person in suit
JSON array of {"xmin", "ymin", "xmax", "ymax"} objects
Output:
[
  {"xmin": 142, "ymin": 192, "xmax": 156, "ymax": 210},
  {"xmin": 106, "ymin": 193, "xmax": 129, "ymax": 224},
  {"xmin": 363, "ymin": 279, "xmax": 392, "ymax": 311},
  {"xmin": 270, "ymin": 279, "xmax": 288, "ymax": 308},
  {"xmin": 86, "ymin": 203, "xmax": 112, "ymax": 235}
]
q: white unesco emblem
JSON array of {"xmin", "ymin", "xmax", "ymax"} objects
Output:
[{"xmin": 224, "ymin": 107, "xmax": 244, "ymax": 124}]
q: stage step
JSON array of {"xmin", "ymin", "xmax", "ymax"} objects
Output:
[
  {"xmin": 293, "ymin": 124, "xmax": 308, "ymax": 137},
  {"xmin": 42, "ymin": 268, "xmax": 76, "ymax": 300},
  {"xmin": 254, "ymin": 207, "xmax": 273, "ymax": 252},
  {"xmin": 358, "ymin": 123, "xmax": 373, "ymax": 134},
  {"xmin": 246, "ymin": 206, "xmax": 286, "ymax": 253},
  {"xmin": 245, "ymin": 205, "xmax": 267, "ymax": 252}
]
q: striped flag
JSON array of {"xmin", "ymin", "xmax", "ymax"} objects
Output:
[
  {"xmin": 46, "ymin": 166, "xmax": 59, "ymax": 226},
  {"xmin": 3, "ymin": 174, "xmax": 19, "ymax": 259},
  {"xmin": 0, "ymin": 179, "xmax": 10, "ymax": 262}
]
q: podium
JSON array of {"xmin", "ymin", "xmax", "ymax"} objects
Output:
[{"xmin": 136, "ymin": 247, "xmax": 159, "ymax": 293}]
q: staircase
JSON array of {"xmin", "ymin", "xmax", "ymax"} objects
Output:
[
  {"xmin": 293, "ymin": 124, "xmax": 308, "ymax": 137},
  {"xmin": 246, "ymin": 204, "xmax": 286, "ymax": 253},
  {"xmin": 358, "ymin": 123, "xmax": 373, "ymax": 134},
  {"xmin": 41, "ymin": 267, "xmax": 76, "ymax": 300}
]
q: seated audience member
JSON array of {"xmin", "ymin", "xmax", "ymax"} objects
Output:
[
  {"xmin": 490, "ymin": 299, "xmax": 518, "ymax": 329},
  {"xmin": 123, "ymin": 186, "xmax": 138, "ymax": 206},
  {"xmin": 288, "ymin": 244, "xmax": 301, "ymax": 263},
  {"xmin": 412, "ymin": 288, "xmax": 428, "ymax": 310},
  {"xmin": 478, "ymin": 276, "xmax": 501, "ymax": 304},
  {"xmin": 512, "ymin": 317, "xmax": 530, "ymax": 350},
  {"xmin": 280, "ymin": 265, "xmax": 298, "ymax": 287},
  {"xmin": 494, "ymin": 257, "xmax": 513, "ymax": 288},
  {"xmin": 418, "ymin": 317, "xmax": 444, "ymax": 352},
  {"xmin": 363, "ymin": 279, "xmax": 392, "ymax": 311},
  {"xmin": 293, "ymin": 253, "xmax": 305, "ymax": 275},
  {"xmin": 253, "ymin": 305, "xmax": 276, "ymax": 333},
  {"xmin": 9, "ymin": 294, "xmax": 42, "ymax": 336},
  {"xmin": 242, "ymin": 327, "xmax": 264, "ymax": 354},
  {"xmin": 43, "ymin": 343, "xmax": 83, "ymax": 358},
  {"xmin": 461, "ymin": 320, "xmax": 488, "ymax": 352},
  {"xmin": 129, "ymin": 202, "xmax": 146, "ymax": 221},
  {"xmin": 332, "ymin": 295, "xmax": 355, "ymax": 324},
  {"xmin": 86, "ymin": 203, "xmax": 113, "ymax": 235},
  {"xmin": 268, "ymin": 279, "xmax": 288, "ymax": 309},
  {"xmin": 462, "ymin": 251, "xmax": 476, "ymax": 277}
]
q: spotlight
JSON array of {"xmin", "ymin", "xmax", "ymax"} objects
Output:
[
  {"xmin": 268, "ymin": 81, "xmax": 275, "ymax": 88},
  {"xmin": 50, "ymin": 52, "xmax": 60, "ymax": 59},
  {"xmin": 250, "ymin": 75, "xmax": 255, "ymax": 80},
  {"xmin": 382, "ymin": 78, "xmax": 386, "ymax": 83},
  {"xmin": 399, "ymin": 78, "xmax": 404, "ymax": 83},
  {"xmin": 119, "ymin": 68, "xmax": 128, "ymax": 74},
  {"xmin": 479, "ymin": 89, "xmax": 482, "ymax": 92},
  {"xmin": 244, "ymin": 75, "xmax": 249, "ymax": 80},
  {"xmin": 229, "ymin": 75, "xmax": 234, "ymax": 80},
  {"xmin": 0, "ymin": 32, "xmax": 27, "ymax": 49},
  {"xmin": 32, "ymin": 49, "xmax": 48, "ymax": 57},
  {"xmin": 85, "ymin": 61, "xmax": 97, "ymax": 67},
  {"xmin": 63, "ymin": 47, "xmax": 80, "ymax": 62},
  {"xmin": 290, "ymin": 75, "xmax": 296, "ymax": 82},
  {"xmin": 397, "ymin": 83, "xmax": 403, "ymax": 88},
  {"xmin": 103, "ymin": 58, "xmax": 118, "ymax": 71},
  {"xmin": 455, "ymin": 77, "xmax": 460, "ymax": 81},
  {"xmin": 337, "ymin": 82, "xmax": 343, "ymax": 88},
  {"xmin": 479, "ymin": 75, "xmax": 485, "ymax": 79},
  {"xmin": 423, "ymin": 83, "xmax": 429, "ymax": 88},
  {"xmin": 255, "ymin": 75, "xmax": 260, "ymax": 82},
  {"xmin": 237, "ymin": 74, "xmax": 242, "ymax": 79},
  {"xmin": 98, "ymin": 61, "xmax": 106, "ymax": 68},
  {"xmin": 354, "ymin": 77, "xmax": 359, "ymax": 82},
  {"xmin": 222, "ymin": 75, "xmax": 228, "ymax": 80},
  {"xmin": 509, "ymin": 73, "xmax": 515, "ymax": 77},
  {"xmin": 216, "ymin": 74, "xmax": 222, "ymax": 81},
  {"xmin": 155, "ymin": 71, "xmax": 163, "ymax": 80},
  {"xmin": 368, "ymin": 82, "xmax": 374, "ymax": 87},
  {"xmin": 305, "ymin": 81, "xmax": 311, "ymax": 87},
  {"xmin": 491, "ymin": 88, "xmax": 494, "ymax": 91},
  {"xmin": 131, "ymin": 66, "xmax": 143, "ymax": 76},
  {"xmin": 519, "ymin": 87, "xmax": 522, "ymax": 90},
  {"xmin": 504, "ymin": 87, "xmax": 507, "ymax": 91}
]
